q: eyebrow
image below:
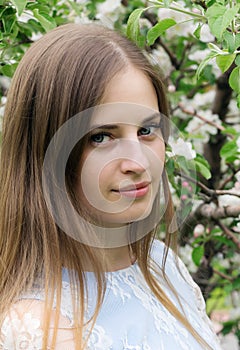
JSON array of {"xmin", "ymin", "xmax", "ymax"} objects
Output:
[{"xmin": 90, "ymin": 112, "xmax": 161, "ymax": 130}]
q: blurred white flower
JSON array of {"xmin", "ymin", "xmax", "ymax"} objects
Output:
[
  {"xmin": 157, "ymin": 5, "xmax": 197, "ymax": 39},
  {"xmin": 237, "ymin": 136, "xmax": 240, "ymax": 151},
  {"xmin": 199, "ymin": 24, "xmax": 215, "ymax": 43},
  {"xmin": 168, "ymin": 84, "xmax": 176, "ymax": 92},
  {"xmin": 0, "ymin": 96, "xmax": 7, "ymax": 132},
  {"xmin": 218, "ymin": 194, "xmax": 240, "ymax": 207},
  {"xmin": 186, "ymin": 110, "xmax": 221, "ymax": 143},
  {"xmin": 233, "ymin": 221, "xmax": 240, "ymax": 232},
  {"xmin": 149, "ymin": 46, "xmax": 173, "ymax": 78},
  {"xmin": 193, "ymin": 224, "xmax": 205, "ymax": 237},
  {"xmin": 225, "ymin": 99, "xmax": 240, "ymax": 125},
  {"xmin": 168, "ymin": 137, "xmax": 196, "ymax": 159},
  {"xmin": 179, "ymin": 244, "xmax": 197, "ymax": 273},
  {"xmin": 17, "ymin": 10, "xmax": 34, "ymax": 22},
  {"xmin": 96, "ymin": 0, "xmax": 123, "ymax": 23},
  {"xmin": 189, "ymin": 48, "xmax": 210, "ymax": 62},
  {"xmin": 31, "ymin": 33, "xmax": 43, "ymax": 41},
  {"xmin": 188, "ymin": 48, "xmax": 221, "ymax": 78},
  {"xmin": 0, "ymin": 76, "xmax": 11, "ymax": 91},
  {"xmin": 181, "ymin": 90, "xmax": 215, "ymax": 110},
  {"xmin": 74, "ymin": 14, "xmax": 92, "ymax": 25},
  {"xmin": 235, "ymin": 171, "xmax": 240, "ymax": 182}
]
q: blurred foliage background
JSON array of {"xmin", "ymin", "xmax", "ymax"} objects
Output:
[{"xmin": 0, "ymin": 0, "xmax": 240, "ymax": 346}]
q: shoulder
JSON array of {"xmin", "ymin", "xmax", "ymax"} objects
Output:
[
  {"xmin": 0, "ymin": 299, "xmax": 74, "ymax": 349},
  {"xmin": 150, "ymin": 239, "xmax": 205, "ymax": 311}
]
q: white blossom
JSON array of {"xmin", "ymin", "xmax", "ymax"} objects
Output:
[
  {"xmin": 17, "ymin": 10, "xmax": 34, "ymax": 22},
  {"xmin": 188, "ymin": 48, "xmax": 221, "ymax": 77},
  {"xmin": 0, "ymin": 96, "xmax": 7, "ymax": 133},
  {"xmin": 193, "ymin": 224, "xmax": 205, "ymax": 237},
  {"xmin": 179, "ymin": 244, "xmax": 197, "ymax": 273},
  {"xmin": 186, "ymin": 110, "xmax": 222, "ymax": 143},
  {"xmin": 199, "ymin": 24, "xmax": 215, "ymax": 43},
  {"xmin": 96, "ymin": 0, "xmax": 123, "ymax": 23},
  {"xmin": 168, "ymin": 137, "xmax": 196, "ymax": 160},
  {"xmin": 235, "ymin": 171, "xmax": 240, "ymax": 182},
  {"xmin": 157, "ymin": 4, "xmax": 197, "ymax": 39},
  {"xmin": 189, "ymin": 48, "xmax": 211, "ymax": 63},
  {"xmin": 181, "ymin": 90, "xmax": 216, "ymax": 111},
  {"xmin": 149, "ymin": 46, "xmax": 173, "ymax": 78},
  {"xmin": 218, "ymin": 194, "xmax": 240, "ymax": 207}
]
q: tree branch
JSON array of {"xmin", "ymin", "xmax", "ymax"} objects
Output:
[
  {"xmin": 213, "ymin": 268, "xmax": 234, "ymax": 282},
  {"xmin": 177, "ymin": 102, "xmax": 229, "ymax": 135},
  {"xmin": 196, "ymin": 203, "xmax": 240, "ymax": 220},
  {"xmin": 215, "ymin": 220, "xmax": 240, "ymax": 250}
]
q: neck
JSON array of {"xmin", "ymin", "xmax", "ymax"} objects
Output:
[
  {"xmin": 103, "ymin": 245, "xmax": 136, "ymax": 272},
  {"xmin": 74, "ymin": 245, "xmax": 136, "ymax": 272}
]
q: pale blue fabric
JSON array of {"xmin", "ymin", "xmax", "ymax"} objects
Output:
[{"xmin": 0, "ymin": 240, "xmax": 222, "ymax": 349}]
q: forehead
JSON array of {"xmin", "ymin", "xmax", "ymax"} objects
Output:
[{"xmin": 90, "ymin": 103, "xmax": 160, "ymax": 129}]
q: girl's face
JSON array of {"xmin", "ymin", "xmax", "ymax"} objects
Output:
[{"xmin": 76, "ymin": 67, "xmax": 165, "ymax": 227}]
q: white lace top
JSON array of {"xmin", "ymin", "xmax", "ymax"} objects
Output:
[{"xmin": 0, "ymin": 240, "xmax": 222, "ymax": 349}]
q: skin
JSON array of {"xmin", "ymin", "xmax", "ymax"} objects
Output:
[{"xmin": 76, "ymin": 66, "xmax": 165, "ymax": 270}]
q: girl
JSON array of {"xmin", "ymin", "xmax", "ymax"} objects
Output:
[{"xmin": 0, "ymin": 23, "xmax": 221, "ymax": 349}]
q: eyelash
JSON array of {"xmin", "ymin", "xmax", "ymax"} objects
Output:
[{"xmin": 90, "ymin": 124, "xmax": 162, "ymax": 145}]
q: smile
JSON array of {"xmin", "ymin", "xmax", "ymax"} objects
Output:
[{"xmin": 112, "ymin": 182, "xmax": 150, "ymax": 198}]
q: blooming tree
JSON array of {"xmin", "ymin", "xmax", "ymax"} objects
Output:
[{"xmin": 0, "ymin": 0, "xmax": 240, "ymax": 344}]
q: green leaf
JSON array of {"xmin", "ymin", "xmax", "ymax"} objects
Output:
[
  {"xmin": 235, "ymin": 33, "xmax": 240, "ymax": 50},
  {"xmin": 66, "ymin": 0, "xmax": 83, "ymax": 16},
  {"xmin": 1, "ymin": 7, "xmax": 17, "ymax": 33},
  {"xmin": 192, "ymin": 245, "xmax": 204, "ymax": 266},
  {"xmin": 237, "ymin": 94, "xmax": 240, "ymax": 109},
  {"xmin": 221, "ymin": 127, "xmax": 239, "ymax": 136},
  {"xmin": 126, "ymin": 8, "xmax": 145, "ymax": 47},
  {"xmin": 1, "ymin": 63, "xmax": 18, "ymax": 77},
  {"xmin": 223, "ymin": 31, "xmax": 236, "ymax": 53},
  {"xmin": 196, "ymin": 51, "xmax": 218, "ymax": 79},
  {"xmin": 229, "ymin": 66, "xmax": 240, "ymax": 93},
  {"xmin": 147, "ymin": 18, "xmax": 176, "ymax": 45},
  {"xmin": 216, "ymin": 54, "xmax": 236, "ymax": 73},
  {"xmin": 2, "ymin": 15, "xmax": 16, "ymax": 33},
  {"xmin": 12, "ymin": 0, "xmax": 27, "ymax": 15},
  {"xmin": 33, "ymin": 9, "xmax": 56, "ymax": 32},
  {"xmin": 206, "ymin": 3, "xmax": 240, "ymax": 40},
  {"xmin": 213, "ymin": 235, "xmax": 236, "ymax": 248},
  {"xmin": 193, "ymin": 23, "xmax": 201, "ymax": 40},
  {"xmin": 194, "ymin": 156, "xmax": 211, "ymax": 180},
  {"xmin": 163, "ymin": 0, "xmax": 172, "ymax": 6},
  {"xmin": 220, "ymin": 139, "xmax": 238, "ymax": 160},
  {"xmin": 235, "ymin": 54, "xmax": 240, "ymax": 66}
]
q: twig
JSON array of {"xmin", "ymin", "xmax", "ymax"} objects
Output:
[
  {"xmin": 197, "ymin": 203, "xmax": 240, "ymax": 220},
  {"xmin": 219, "ymin": 167, "xmax": 240, "ymax": 190},
  {"xmin": 176, "ymin": 172, "xmax": 240, "ymax": 198},
  {"xmin": 213, "ymin": 268, "xmax": 234, "ymax": 282},
  {"xmin": 178, "ymin": 102, "xmax": 229, "ymax": 134},
  {"xmin": 215, "ymin": 220, "xmax": 240, "ymax": 250}
]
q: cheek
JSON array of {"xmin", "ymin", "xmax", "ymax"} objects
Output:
[
  {"xmin": 149, "ymin": 139, "xmax": 165, "ymax": 171},
  {"xmin": 77, "ymin": 150, "xmax": 115, "ymax": 207}
]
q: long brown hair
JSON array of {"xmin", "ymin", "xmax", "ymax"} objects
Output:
[{"xmin": 0, "ymin": 23, "xmax": 211, "ymax": 349}]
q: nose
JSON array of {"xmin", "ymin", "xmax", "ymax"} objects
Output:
[{"xmin": 119, "ymin": 139, "xmax": 150, "ymax": 175}]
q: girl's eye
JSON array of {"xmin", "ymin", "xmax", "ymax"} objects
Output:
[
  {"xmin": 90, "ymin": 132, "xmax": 111, "ymax": 144},
  {"xmin": 138, "ymin": 124, "xmax": 161, "ymax": 137}
]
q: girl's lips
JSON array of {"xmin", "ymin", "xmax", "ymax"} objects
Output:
[{"xmin": 112, "ymin": 182, "xmax": 151, "ymax": 198}]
